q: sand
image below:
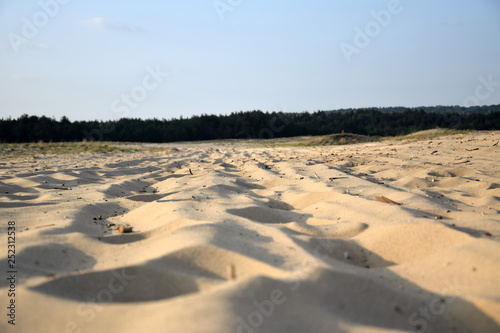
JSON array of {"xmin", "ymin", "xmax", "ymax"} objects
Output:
[{"xmin": 1, "ymin": 131, "xmax": 499, "ymax": 333}]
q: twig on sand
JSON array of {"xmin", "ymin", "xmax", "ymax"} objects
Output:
[
  {"xmin": 189, "ymin": 168, "xmax": 193, "ymax": 175},
  {"xmin": 227, "ymin": 264, "xmax": 236, "ymax": 281},
  {"xmin": 329, "ymin": 177, "xmax": 348, "ymax": 181},
  {"xmin": 375, "ymin": 196, "xmax": 402, "ymax": 205},
  {"xmin": 54, "ymin": 187, "xmax": 72, "ymax": 190},
  {"xmin": 35, "ymin": 223, "xmax": 56, "ymax": 229}
]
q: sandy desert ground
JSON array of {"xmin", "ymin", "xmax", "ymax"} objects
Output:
[{"xmin": 1, "ymin": 130, "xmax": 500, "ymax": 333}]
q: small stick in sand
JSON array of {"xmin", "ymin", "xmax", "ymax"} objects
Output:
[
  {"xmin": 227, "ymin": 264, "xmax": 236, "ymax": 281},
  {"xmin": 375, "ymin": 196, "xmax": 402, "ymax": 205},
  {"xmin": 35, "ymin": 223, "xmax": 56, "ymax": 229},
  {"xmin": 189, "ymin": 168, "xmax": 193, "ymax": 175},
  {"xmin": 54, "ymin": 187, "xmax": 72, "ymax": 190},
  {"xmin": 329, "ymin": 177, "xmax": 348, "ymax": 181}
]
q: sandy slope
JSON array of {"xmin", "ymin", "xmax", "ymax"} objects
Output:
[{"xmin": 1, "ymin": 131, "xmax": 499, "ymax": 333}]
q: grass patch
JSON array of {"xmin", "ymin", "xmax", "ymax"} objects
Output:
[
  {"xmin": 390, "ymin": 128, "xmax": 472, "ymax": 141},
  {"xmin": 299, "ymin": 133, "xmax": 377, "ymax": 146},
  {"xmin": 0, "ymin": 141, "xmax": 149, "ymax": 158}
]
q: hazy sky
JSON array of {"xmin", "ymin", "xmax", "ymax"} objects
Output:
[{"xmin": 1, "ymin": 0, "xmax": 500, "ymax": 121}]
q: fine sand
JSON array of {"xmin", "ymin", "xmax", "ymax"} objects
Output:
[{"xmin": 1, "ymin": 131, "xmax": 499, "ymax": 333}]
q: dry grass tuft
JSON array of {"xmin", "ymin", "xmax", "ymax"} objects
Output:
[{"xmin": 300, "ymin": 133, "xmax": 377, "ymax": 146}]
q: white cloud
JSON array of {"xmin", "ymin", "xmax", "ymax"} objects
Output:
[
  {"xmin": 36, "ymin": 43, "xmax": 50, "ymax": 50},
  {"xmin": 80, "ymin": 16, "xmax": 106, "ymax": 30},
  {"xmin": 79, "ymin": 17, "xmax": 143, "ymax": 33},
  {"xmin": 445, "ymin": 19, "xmax": 462, "ymax": 27},
  {"xmin": 12, "ymin": 74, "xmax": 34, "ymax": 81}
]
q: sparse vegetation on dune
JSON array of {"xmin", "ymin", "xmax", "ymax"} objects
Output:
[
  {"xmin": 300, "ymin": 133, "xmax": 377, "ymax": 146},
  {"xmin": 396, "ymin": 128, "xmax": 472, "ymax": 140},
  {"xmin": 0, "ymin": 141, "xmax": 146, "ymax": 158}
]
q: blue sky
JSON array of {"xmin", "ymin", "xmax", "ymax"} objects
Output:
[{"xmin": 1, "ymin": 0, "xmax": 500, "ymax": 121}]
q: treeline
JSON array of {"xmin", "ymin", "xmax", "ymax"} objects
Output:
[{"xmin": 1, "ymin": 105, "xmax": 499, "ymax": 143}]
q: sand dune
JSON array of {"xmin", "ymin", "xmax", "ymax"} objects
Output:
[{"xmin": 1, "ymin": 131, "xmax": 499, "ymax": 332}]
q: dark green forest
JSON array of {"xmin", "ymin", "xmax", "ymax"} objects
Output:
[{"xmin": 1, "ymin": 105, "xmax": 499, "ymax": 143}]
